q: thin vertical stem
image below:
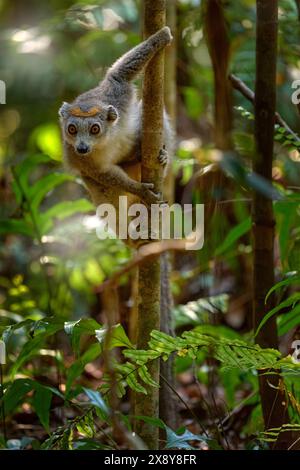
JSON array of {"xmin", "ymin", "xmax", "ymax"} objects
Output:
[{"xmin": 0, "ymin": 365, "xmax": 7, "ymax": 442}]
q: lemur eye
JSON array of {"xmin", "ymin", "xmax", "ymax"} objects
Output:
[
  {"xmin": 67, "ymin": 124, "xmax": 77, "ymax": 135},
  {"xmin": 90, "ymin": 124, "xmax": 101, "ymax": 135}
]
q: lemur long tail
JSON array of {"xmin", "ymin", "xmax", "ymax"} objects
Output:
[{"xmin": 106, "ymin": 26, "xmax": 172, "ymax": 82}]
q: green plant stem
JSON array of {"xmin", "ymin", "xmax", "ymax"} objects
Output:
[
  {"xmin": 11, "ymin": 166, "xmax": 53, "ymax": 315},
  {"xmin": 0, "ymin": 365, "xmax": 7, "ymax": 442}
]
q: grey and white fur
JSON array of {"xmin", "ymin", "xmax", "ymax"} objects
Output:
[{"xmin": 59, "ymin": 26, "xmax": 173, "ymax": 212}]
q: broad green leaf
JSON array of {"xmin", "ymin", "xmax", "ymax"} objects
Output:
[
  {"xmin": 278, "ymin": 303, "xmax": 300, "ymax": 336},
  {"xmin": 255, "ymin": 293, "xmax": 300, "ymax": 337},
  {"xmin": 165, "ymin": 427, "xmax": 208, "ymax": 450},
  {"xmin": 29, "ymin": 173, "xmax": 74, "ymax": 211},
  {"xmin": 95, "ymin": 324, "xmax": 133, "ymax": 350},
  {"xmin": 220, "ymin": 153, "xmax": 281, "ymax": 200},
  {"xmin": 266, "ymin": 275, "xmax": 300, "ymax": 303},
  {"xmin": 76, "ymin": 412, "xmax": 94, "ymax": 438},
  {"xmin": 31, "ymin": 123, "xmax": 62, "ymax": 161},
  {"xmin": 11, "ymin": 320, "xmax": 63, "ymax": 377},
  {"xmin": 182, "ymin": 87, "xmax": 204, "ymax": 120},
  {"xmin": 215, "ymin": 217, "xmax": 251, "ymax": 257},
  {"xmin": 12, "ymin": 154, "xmax": 51, "ymax": 202},
  {"xmin": 33, "ymin": 384, "xmax": 52, "ymax": 433},
  {"xmin": 84, "ymin": 259, "xmax": 105, "ymax": 286},
  {"xmin": 83, "ymin": 388, "xmax": 109, "ymax": 417},
  {"xmin": 100, "ymin": 373, "xmax": 126, "ymax": 399},
  {"xmin": 275, "ymin": 200, "xmax": 300, "ymax": 263},
  {"xmin": 2, "ymin": 378, "xmax": 35, "ymax": 414},
  {"xmin": 40, "ymin": 199, "xmax": 93, "ymax": 232},
  {"xmin": 173, "ymin": 294, "xmax": 229, "ymax": 328},
  {"xmin": 64, "ymin": 318, "xmax": 101, "ymax": 357},
  {"xmin": 134, "ymin": 415, "xmax": 165, "ymax": 430},
  {"xmin": 0, "ymin": 319, "xmax": 36, "ymax": 344},
  {"xmin": 66, "ymin": 342, "xmax": 101, "ymax": 395},
  {"xmin": 289, "ymin": 239, "xmax": 300, "ymax": 272},
  {"xmin": 0, "ymin": 219, "xmax": 34, "ymax": 237},
  {"xmin": 73, "ymin": 439, "xmax": 111, "ymax": 450}
]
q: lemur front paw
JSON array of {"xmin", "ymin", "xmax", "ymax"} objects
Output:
[
  {"xmin": 158, "ymin": 147, "xmax": 168, "ymax": 167},
  {"xmin": 140, "ymin": 182, "xmax": 162, "ymax": 206}
]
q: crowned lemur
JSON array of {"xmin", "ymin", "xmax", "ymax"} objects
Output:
[
  {"xmin": 59, "ymin": 26, "xmax": 173, "ymax": 224},
  {"xmin": 59, "ymin": 29, "xmax": 175, "ymax": 419}
]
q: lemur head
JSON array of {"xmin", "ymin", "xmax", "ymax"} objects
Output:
[{"xmin": 59, "ymin": 101, "xmax": 119, "ymax": 155}]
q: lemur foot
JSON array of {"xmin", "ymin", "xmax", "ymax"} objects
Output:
[
  {"xmin": 158, "ymin": 146, "xmax": 168, "ymax": 167},
  {"xmin": 140, "ymin": 182, "xmax": 162, "ymax": 206}
]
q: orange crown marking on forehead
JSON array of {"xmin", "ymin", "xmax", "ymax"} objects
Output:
[{"xmin": 70, "ymin": 106, "xmax": 101, "ymax": 117}]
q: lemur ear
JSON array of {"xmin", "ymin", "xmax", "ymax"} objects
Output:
[
  {"xmin": 107, "ymin": 105, "xmax": 119, "ymax": 122},
  {"xmin": 59, "ymin": 102, "xmax": 71, "ymax": 118}
]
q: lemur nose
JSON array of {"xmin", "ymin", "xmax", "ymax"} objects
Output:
[{"xmin": 77, "ymin": 142, "xmax": 90, "ymax": 154}]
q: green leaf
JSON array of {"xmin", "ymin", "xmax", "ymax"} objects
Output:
[
  {"xmin": 29, "ymin": 173, "xmax": 74, "ymax": 211},
  {"xmin": 76, "ymin": 412, "xmax": 94, "ymax": 439},
  {"xmin": 255, "ymin": 293, "xmax": 300, "ymax": 337},
  {"xmin": 100, "ymin": 373, "xmax": 127, "ymax": 399},
  {"xmin": 64, "ymin": 318, "xmax": 101, "ymax": 357},
  {"xmin": 83, "ymin": 388, "xmax": 109, "ymax": 417},
  {"xmin": 266, "ymin": 275, "xmax": 300, "ymax": 303},
  {"xmin": 215, "ymin": 218, "xmax": 251, "ymax": 256},
  {"xmin": 2, "ymin": 379, "xmax": 35, "ymax": 415},
  {"xmin": 289, "ymin": 239, "xmax": 300, "ymax": 272},
  {"xmin": 73, "ymin": 439, "xmax": 111, "ymax": 450},
  {"xmin": 33, "ymin": 384, "xmax": 52, "ymax": 433},
  {"xmin": 275, "ymin": 200, "xmax": 299, "ymax": 263},
  {"xmin": 12, "ymin": 154, "xmax": 52, "ymax": 203},
  {"xmin": 138, "ymin": 365, "xmax": 159, "ymax": 387},
  {"xmin": 66, "ymin": 342, "xmax": 101, "ymax": 395},
  {"xmin": 181, "ymin": 330, "xmax": 281, "ymax": 369},
  {"xmin": 134, "ymin": 415, "xmax": 165, "ymax": 430},
  {"xmin": 41, "ymin": 199, "xmax": 93, "ymax": 226},
  {"xmin": 11, "ymin": 320, "xmax": 63, "ymax": 377},
  {"xmin": 182, "ymin": 87, "xmax": 204, "ymax": 120},
  {"xmin": 123, "ymin": 349, "xmax": 160, "ymax": 365},
  {"xmin": 149, "ymin": 330, "xmax": 187, "ymax": 353},
  {"xmin": 165, "ymin": 427, "xmax": 208, "ymax": 450},
  {"xmin": 278, "ymin": 303, "xmax": 300, "ymax": 336},
  {"xmin": 31, "ymin": 123, "xmax": 62, "ymax": 161},
  {"xmin": 95, "ymin": 324, "xmax": 133, "ymax": 349},
  {"xmin": 261, "ymin": 424, "xmax": 300, "ymax": 443},
  {"xmin": 0, "ymin": 219, "xmax": 34, "ymax": 237},
  {"xmin": 115, "ymin": 362, "xmax": 147, "ymax": 394},
  {"xmin": 173, "ymin": 294, "xmax": 229, "ymax": 328},
  {"xmin": 233, "ymin": 131, "xmax": 255, "ymax": 158}
]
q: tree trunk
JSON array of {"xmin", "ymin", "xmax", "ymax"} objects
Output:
[
  {"xmin": 134, "ymin": 0, "xmax": 166, "ymax": 450},
  {"xmin": 203, "ymin": 0, "xmax": 233, "ymax": 242},
  {"xmin": 203, "ymin": 0, "xmax": 233, "ymax": 314},
  {"xmin": 164, "ymin": 0, "xmax": 176, "ymax": 206},
  {"xmin": 159, "ymin": 0, "xmax": 178, "ymax": 433},
  {"xmin": 203, "ymin": 0, "xmax": 232, "ymax": 151},
  {"xmin": 253, "ymin": 0, "xmax": 289, "ymax": 441},
  {"xmin": 295, "ymin": 0, "xmax": 300, "ymax": 21}
]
